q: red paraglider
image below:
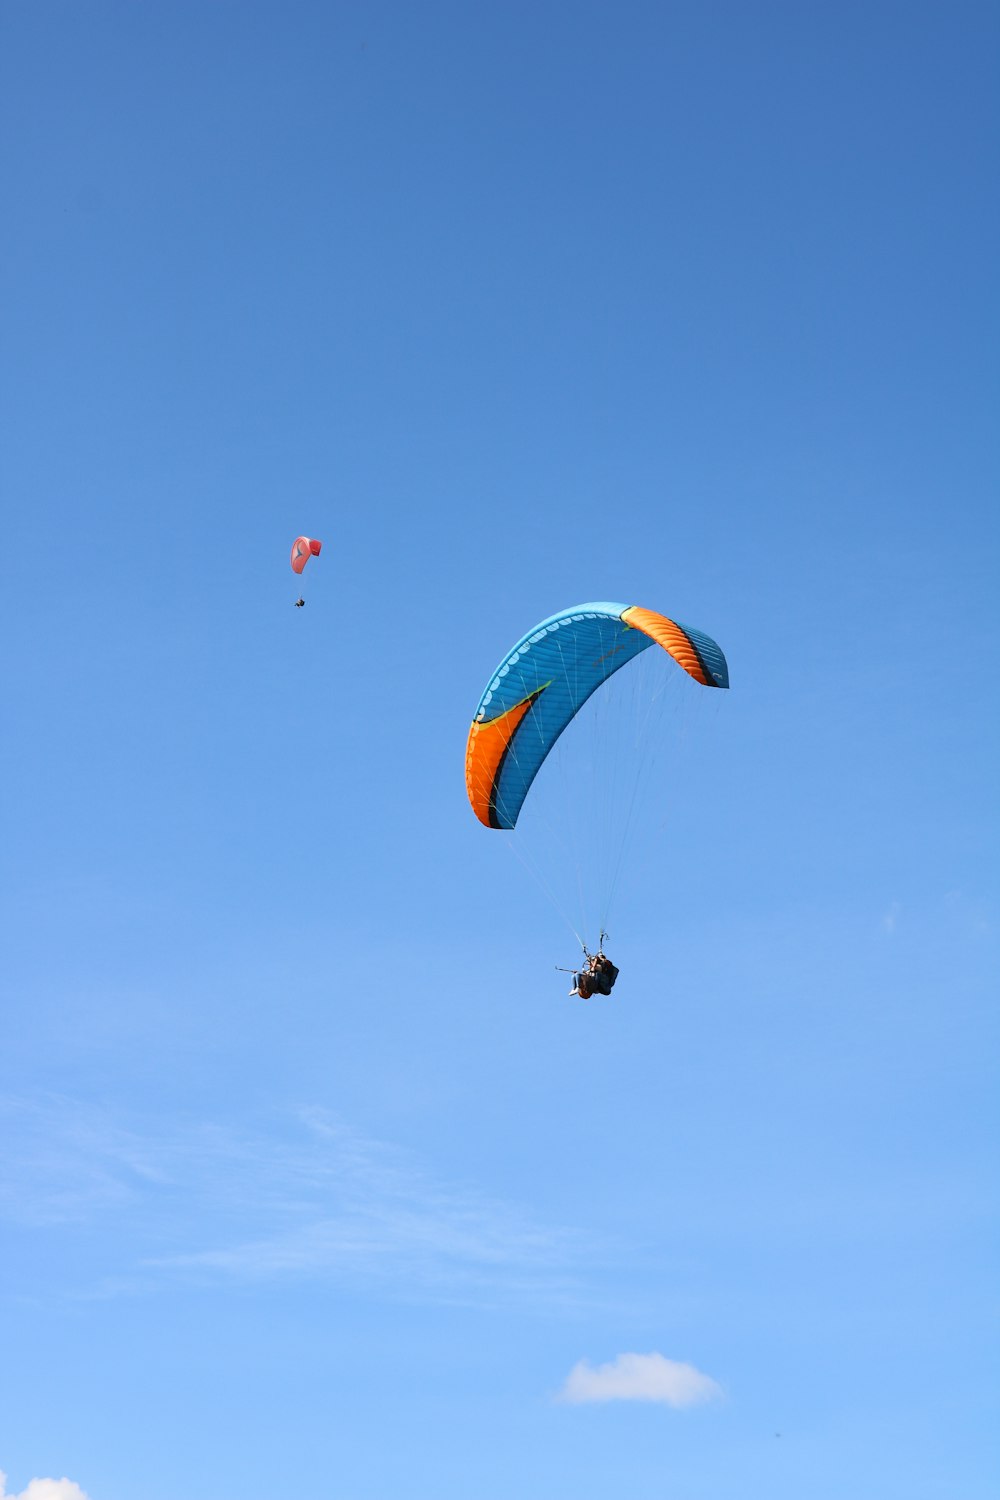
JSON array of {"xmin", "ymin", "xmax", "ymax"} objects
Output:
[
  {"xmin": 291, "ymin": 536, "xmax": 322, "ymax": 607},
  {"xmin": 291, "ymin": 536, "xmax": 322, "ymax": 574}
]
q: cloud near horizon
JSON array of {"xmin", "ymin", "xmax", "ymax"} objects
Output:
[
  {"xmin": 558, "ymin": 1352, "xmax": 723, "ymax": 1408},
  {"xmin": 0, "ymin": 1473, "xmax": 90, "ymax": 1500}
]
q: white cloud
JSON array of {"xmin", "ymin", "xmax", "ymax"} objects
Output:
[
  {"xmin": 0, "ymin": 1472, "xmax": 90, "ymax": 1500},
  {"xmin": 558, "ymin": 1352, "xmax": 723, "ymax": 1408}
]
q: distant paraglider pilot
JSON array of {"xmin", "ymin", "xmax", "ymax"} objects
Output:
[
  {"xmin": 295, "ymin": 597, "xmax": 306, "ymax": 607},
  {"xmin": 569, "ymin": 949, "xmax": 619, "ymax": 998}
]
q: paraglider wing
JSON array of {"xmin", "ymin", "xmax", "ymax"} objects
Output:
[
  {"xmin": 291, "ymin": 536, "xmax": 322, "ymax": 575},
  {"xmin": 465, "ymin": 601, "xmax": 728, "ymax": 830}
]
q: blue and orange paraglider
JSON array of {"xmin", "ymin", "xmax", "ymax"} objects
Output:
[
  {"xmin": 465, "ymin": 601, "xmax": 729, "ymax": 989},
  {"xmin": 291, "ymin": 536, "xmax": 322, "ymax": 606},
  {"xmin": 465, "ymin": 601, "xmax": 728, "ymax": 829}
]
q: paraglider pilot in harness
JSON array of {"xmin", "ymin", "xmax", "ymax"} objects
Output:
[{"xmin": 569, "ymin": 942, "xmax": 619, "ymax": 999}]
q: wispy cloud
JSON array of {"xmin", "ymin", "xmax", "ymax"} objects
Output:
[
  {"xmin": 0, "ymin": 1472, "xmax": 89, "ymax": 1500},
  {"xmin": 0, "ymin": 1095, "xmax": 173, "ymax": 1229},
  {"xmin": 0, "ymin": 1098, "xmax": 590, "ymax": 1308},
  {"xmin": 557, "ymin": 1352, "xmax": 723, "ymax": 1408},
  {"xmin": 882, "ymin": 900, "xmax": 901, "ymax": 934},
  {"xmin": 944, "ymin": 888, "xmax": 995, "ymax": 936},
  {"xmin": 152, "ymin": 1111, "xmax": 586, "ymax": 1304}
]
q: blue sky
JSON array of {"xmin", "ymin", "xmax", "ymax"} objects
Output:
[{"xmin": 1, "ymin": 2, "xmax": 998, "ymax": 1496}]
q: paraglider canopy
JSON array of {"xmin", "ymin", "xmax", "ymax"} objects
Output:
[
  {"xmin": 465, "ymin": 601, "xmax": 728, "ymax": 830},
  {"xmin": 291, "ymin": 536, "xmax": 322, "ymax": 575}
]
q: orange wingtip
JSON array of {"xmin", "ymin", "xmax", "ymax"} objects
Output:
[
  {"xmin": 621, "ymin": 606, "xmax": 709, "ymax": 685},
  {"xmin": 465, "ymin": 689, "xmax": 544, "ymax": 827}
]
